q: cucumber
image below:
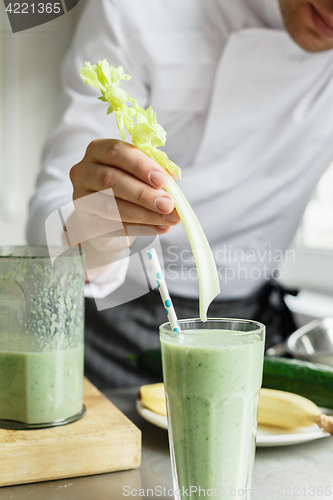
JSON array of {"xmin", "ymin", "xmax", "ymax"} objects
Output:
[
  {"xmin": 137, "ymin": 349, "xmax": 333, "ymax": 409},
  {"xmin": 263, "ymin": 356, "xmax": 333, "ymax": 409},
  {"xmin": 136, "ymin": 349, "xmax": 163, "ymax": 380}
]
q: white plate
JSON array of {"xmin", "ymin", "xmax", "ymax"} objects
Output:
[{"xmin": 136, "ymin": 400, "xmax": 332, "ymax": 447}]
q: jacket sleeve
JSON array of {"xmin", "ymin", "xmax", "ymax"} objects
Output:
[{"xmin": 26, "ymin": 0, "xmax": 149, "ymax": 297}]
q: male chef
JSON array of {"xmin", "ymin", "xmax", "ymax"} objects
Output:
[{"xmin": 27, "ymin": 0, "xmax": 333, "ymax": 388}]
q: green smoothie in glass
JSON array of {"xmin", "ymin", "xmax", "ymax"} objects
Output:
[{"xmin": 160, "ymin": 319, "xmax": 265, "ymax": 500}]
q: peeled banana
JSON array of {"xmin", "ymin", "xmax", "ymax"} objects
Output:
[
  {"xmin": 139, "ymin": 383, "xmax": 333, "ymax": 434},
  {"xmin": 258, "ymin": 388, "xmax": 332, "ymax": 433},
  {"xmin": 139, "ymin": 383, "xmax": 167, "ymax": 416}
]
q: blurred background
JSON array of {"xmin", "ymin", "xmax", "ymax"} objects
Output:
[
  {"xmin": 1, "ymin": 0, "xmax": 332, "ymax": 324},
  {"xmin": 0, "ymin": 0, "xmax": 87, "ymax": 242}
]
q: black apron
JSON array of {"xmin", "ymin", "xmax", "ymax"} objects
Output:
[{"xmin": 84, "ymin": 281, "xmax": 297, "ymax": 389}]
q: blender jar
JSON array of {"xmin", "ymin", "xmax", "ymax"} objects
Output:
[{"xmin": 0, "ymin": 246, "xmax": 85, "ymax": 429}]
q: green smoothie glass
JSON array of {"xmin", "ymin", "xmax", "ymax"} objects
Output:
[
  {"xmin": 160, "ymin": 318, "xmax": 265, "ymax": 500},
  {"xmin": 0, "ymin": 246, "xmax": 85, "ymax": 429}
]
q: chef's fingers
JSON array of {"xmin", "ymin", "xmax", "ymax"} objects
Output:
[
  {"xmin": 72, "ymin": 188, "xmax": 180, "ymax": 226},
  {"xmin": 71, "ymin": 162, "xmax": 176, "ymax": 216},
  {"xmin": 83, "ymin": 139, "xmax": 169, "ymax": 188},
  {"xmin": 65, "ymin": 208, "xmax": 174, "ymax": 248}
]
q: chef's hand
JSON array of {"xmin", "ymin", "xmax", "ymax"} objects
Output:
[{"xmin": 66, "ymin": 139, "xmax": 180, "ymax": 270}]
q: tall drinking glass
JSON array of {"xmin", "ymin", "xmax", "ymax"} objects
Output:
[{"xmin": 160, "ymin": 318, "xmax": 265, "ymax": 500}]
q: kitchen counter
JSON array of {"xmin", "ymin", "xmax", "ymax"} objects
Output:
[{"xmin": 0, "ymin": 387, "xmax": 332, "ymax": 500}]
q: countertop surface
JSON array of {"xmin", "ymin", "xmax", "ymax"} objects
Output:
[{"xmin": 0, "ymin": 387, "xmax": 332, "ymax": 500}]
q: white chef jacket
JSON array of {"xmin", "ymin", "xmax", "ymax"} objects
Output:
[{"xmin": 27, "ymin": 0, "xmax": 333, "ymax": 302}]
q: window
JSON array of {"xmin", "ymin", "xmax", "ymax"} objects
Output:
[
  {"xmin": 280, "ymin": 162, "xmax": 333, "ymax": 311},
  {"xmin": 296, "ymin": 162, "xmax": 333, "ymax": 251}
]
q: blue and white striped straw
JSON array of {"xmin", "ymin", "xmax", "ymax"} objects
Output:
[{"xmin": 147, "ymin": 248, "xmax": 181, "ymax": 333}]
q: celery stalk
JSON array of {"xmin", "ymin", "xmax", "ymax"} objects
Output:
[
  {"xmin": 80, "ymin": 60, "xmax": 220, "ymax": 320},
  {"xmin": 164, "ymin": 176, "xmax": 220, "ymax": 320}
]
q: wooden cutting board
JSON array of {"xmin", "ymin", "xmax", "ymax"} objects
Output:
[{"xmin": 0, "ymin": 378, "xmax": 141, "ymax": 487}]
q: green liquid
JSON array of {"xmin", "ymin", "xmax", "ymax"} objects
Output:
[
  {"xmin": 161, "ymin": 331, "xmax": 264, "ymax": 499},
  {"xmin": 0, "ymin": 344, "xmax": 84, "ymax": 424}
]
